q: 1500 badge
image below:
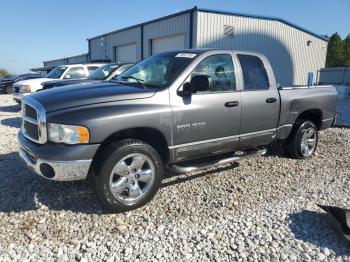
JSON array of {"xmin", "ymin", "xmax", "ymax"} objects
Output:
[{"xmin": 177, "ymin": 122, "xmax": 207, "ymax": 130}]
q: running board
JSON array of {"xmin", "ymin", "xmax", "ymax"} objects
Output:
[{"xmin": 168, "ymin": 148, "xmax": 267, "ymax": 174}]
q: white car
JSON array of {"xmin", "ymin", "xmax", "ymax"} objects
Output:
[{"xmin": 13, "ymin": 63, "xmax": 104, "ymax": 103}]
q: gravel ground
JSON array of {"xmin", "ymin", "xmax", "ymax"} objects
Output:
[{"xmin": 0, "ymin": 94, "xmax": 349, "ymax": 261}]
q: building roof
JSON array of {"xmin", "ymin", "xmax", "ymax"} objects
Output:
[
  {"xmin": 43, "ymin": 53, "xmax": 88, "ymax": 64},
  {"xmin": 87, "ymin": 6, "xmax": 328, "ymax": 42}
]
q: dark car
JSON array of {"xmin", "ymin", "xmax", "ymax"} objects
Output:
[
  {"xmin": 41, "ymin": 63, "xmax": 132, "ymax": 90},
  {"xmin": 0, "ymin": 73, "xmax": 42, "ymax": 94}
]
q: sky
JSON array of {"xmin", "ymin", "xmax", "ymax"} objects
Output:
[{"xmin": 0, "ymin": 0, "xmax": 349, "ymax": 74}]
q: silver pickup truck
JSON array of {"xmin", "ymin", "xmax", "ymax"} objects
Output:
[{"xmin": 18, "ymin": 49, "xmax": 338, "ymax": 212}]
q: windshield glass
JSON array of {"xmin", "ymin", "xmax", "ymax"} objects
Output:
[
  {"xmin": 87, "ymin": 64, "xmax": 119, "ymax": 80},
  {"xmin": 113, "ymin": 53, "xmax": 196, "ymax": 88},
  {"xmin": 47, "ymin": 66, "xmax": 67, "ymax": 79}
]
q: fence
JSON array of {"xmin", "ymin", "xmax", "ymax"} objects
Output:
[{"xmin": 317, "ymin": 67, "xmax": 350, "ymax": 86}]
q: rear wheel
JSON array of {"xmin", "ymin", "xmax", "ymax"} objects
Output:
[
  {"xmin": 284, "ymin": 120, "xmax": 318, "ymax": 159},
  {"xmin": 94, "ymin": 139, "xmax": 163, "ymax": 212}
]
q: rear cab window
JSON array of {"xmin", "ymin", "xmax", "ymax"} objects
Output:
[{"xmin": 238, "ymin": 54, "xmax": 270, "ymax": 90}]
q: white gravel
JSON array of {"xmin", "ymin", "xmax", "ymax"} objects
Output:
[{"xmin": 0, "ymin": 94, "xmax": 349, "ymax": 261}]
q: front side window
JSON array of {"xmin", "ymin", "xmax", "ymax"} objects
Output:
[
  {"xmin": 191, "ymin": 54, "xmax": 236, "ymax": 92},
  {"xmin": 47, "ymin": 66, "xmax": 67, "ymax": 79},
  {"xmin": 238, "ymin": 54, "xmax": 269, "ymax": 90},
  {"xmin": 113, "ymin": 53, "xmax": 195, "ymax": 88},
  {"xmin": 64, "ymin": 67, "xmax": 86, "ymax": 79}
]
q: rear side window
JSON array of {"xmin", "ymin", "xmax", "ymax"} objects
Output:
[
  {"xmin": 238, "ymin": 54, "xmax": 269, "ymax": 90},
  {"xmin": 64, "ymin": 67, "xmax": 86, "ymax": 79}
]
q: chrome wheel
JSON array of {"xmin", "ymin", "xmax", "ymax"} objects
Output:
[
  {"xmin": 109, "ymin": 153, "xmax": 155, "ymax": 205},
  {"xmin": 300, "ymin": 127, "xmax": 317, "ymax": 157}
]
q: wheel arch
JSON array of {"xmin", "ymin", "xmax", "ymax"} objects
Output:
[
  {"xmin": 94, "ymin": 127, "xmax": 170, "ymax": 164},
  {"xmin": 296, "ymin": 109, "xmax": 323, "ymax": 130}
]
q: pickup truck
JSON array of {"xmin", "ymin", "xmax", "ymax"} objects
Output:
[
  {"xmin": 12, "ymin": 63, "xmax": 104, "ymax": 103},
  {"xmin": 41, "ymin": 63, "xmax": 133, "ymax": 90},
  {"xmin": 18, "ymin": 49, "xmax": 338, "ymax": 212}
]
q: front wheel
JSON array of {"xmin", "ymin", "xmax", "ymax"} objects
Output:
[
  {"xmin": 94, "ymin": 139, "xmax": 163, "ymax": 212},
  {"xmin": 284, "ymin": 120, "xmax": 318, "ymax": 159}
]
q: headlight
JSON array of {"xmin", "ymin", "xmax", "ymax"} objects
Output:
[
  {"xmin": 20, "ymin": 85, "xmax": 31, "ymax": 93},
  {"xmin": 48, "ymin": 123, "xmax": 89, "ymax": 144}
]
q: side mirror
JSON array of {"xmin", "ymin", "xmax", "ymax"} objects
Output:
[
  {"xmin": 177, "ymin": 75, "xmax": 211, "ymax": 97},
  {"xmin": 64, "ymin": 74, "xmax": 71, "ymax": 79},
  {"xmin": 191, "ymin": 75, "xmax": 211, "ymax": 93},
  {"xmin": 177, "ymin": 82, "xmax": 193, "ymax": 97}
]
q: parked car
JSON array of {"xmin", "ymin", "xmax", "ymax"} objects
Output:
[
  {"xmin": 41, "ymin": 63, "xmax": 133, "ymax": 90},
  {"xmin": 0, "ymin": 73, "xmax": 42, "ymax": 94},
  {"xmin": 12, "ymin": 63, "xmax": 105, "ymax": 103},
  {"xmin": 18, "ymin": 49, "xmax": 337, "ymax": 212}
]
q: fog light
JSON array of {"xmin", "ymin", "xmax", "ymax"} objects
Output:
[{"xmin": 40, "ymin": 163, "xmax": 55, "ymax": 179}]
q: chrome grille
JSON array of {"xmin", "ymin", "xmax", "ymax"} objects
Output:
[{"xmin": 21, "ymin": 97, "xmax": 47, "ymax": 144}]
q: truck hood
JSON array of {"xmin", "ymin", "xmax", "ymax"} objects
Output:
[
  {"xmin": 29, "ymin": 81, "xmax": 156, "ymax": 112},
  {"xmin": 42, "ymin": 79, "xmax": 93, "ymax": 89},
  {"xmin": 14, "ymin": 77, "xmax": 54, "ymax": 87}
]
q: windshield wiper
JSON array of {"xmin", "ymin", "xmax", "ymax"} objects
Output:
[{"xmin": 120, "ymin": 76, "xmax": 147, "ymax": 89}]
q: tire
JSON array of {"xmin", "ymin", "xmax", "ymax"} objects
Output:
[
  {"xmin": 284, "ymin": 119, "xmax": 318, "ymax": 159},
  {"xmin": 94, "ymin": 139, "xmax": 163, "ymax": 212}
]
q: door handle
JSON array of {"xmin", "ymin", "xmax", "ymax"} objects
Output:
[
  {"xmin": 266, "ymin": 97, "xmax": 277, "ymax": 103},
  {"xmin": 225, "ymin": 101, "xmax": 239, "ymax": 107}
]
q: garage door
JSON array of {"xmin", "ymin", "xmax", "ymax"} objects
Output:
[
  {"xmin": 151, "ymin": 34, "xmax": 185, "ymax": 55},
  {"xmin": 114, "ymin": 43, "xmax": 137, "ymax": 63}
]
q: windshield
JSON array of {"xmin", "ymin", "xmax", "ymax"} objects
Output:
[
  {"xmin": 87, "ymin": 64, "xmax": 119, "ymax": 80},
  {"xmin": 112, "ymin": 53, "xmax": 196, "ymax": 88},
  {"xmin": 47, "ymin": 66, "xmax": 67, "ymax": 79}
]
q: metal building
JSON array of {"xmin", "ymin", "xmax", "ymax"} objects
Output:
[
  {"xmin": 87, "ymin": 7, "xmax": 328, "ymax": 86},
  {"xmin": 33, "ymin": 7, "xmax": 327, "ymax": 85}
]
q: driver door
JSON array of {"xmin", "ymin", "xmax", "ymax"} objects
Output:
[{"xmin": 170, "ymin": 53, "xmax": 242, "ymax": 161}]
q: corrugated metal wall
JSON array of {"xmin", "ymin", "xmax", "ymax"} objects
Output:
[
  {"xmin": 143, "ymin": 13, "xmax": 191, "ymax": 57},
  {"xmin": 44, "ymin": 54, "xmax": 88, "ymax": 67},
  {"xmin": 89, "ymin": 27, "xmax": 141, "ymax": 62},
  {"xmin": 318, "ymin": 67, "xmax": 350, "ymax": 85},
  {"xmin": 195, "ymin": 11, "xmax": 328, "ymax": 86}
]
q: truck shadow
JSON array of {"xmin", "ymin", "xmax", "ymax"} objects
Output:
[
  {"xmin": 162, "ymin": 163, "xmax": 239, "ymax": 188},
  {"xmin": 0, "ymin": 104, "xmax": 21, "ymax": 113},
  {"xmin": 288, "ymin": 210, "xmax": 350, "ymax": 256},
  {"xmin": 0, "ymin": 151, "xmax": 240, "ymax": 214},
  {"xmin": 1, "ymin": 117, "xmax": 22, "ymax": 128},
  {"xmin": 0, "ymin": 152, "xmax": 104, "ymax": 214}
]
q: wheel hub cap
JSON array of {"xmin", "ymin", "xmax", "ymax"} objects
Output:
[
  {"xmin": 109, "ymin": 153, "xmax": 155, "ymax": 205},
  {"xmin": 301, "ymin": 127, "xmax": 316, "ymax": 157}
]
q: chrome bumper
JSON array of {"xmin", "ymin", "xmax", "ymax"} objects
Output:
[{"xmin": 19, "ymin": 146, "xmax": 92, "ymax": 181}]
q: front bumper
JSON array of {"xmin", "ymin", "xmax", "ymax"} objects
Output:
[{"xmin": 18, "ymin": 132, "xmax": 100, "ymax": 181}]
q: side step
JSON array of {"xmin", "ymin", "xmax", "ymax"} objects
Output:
[{"xmin": 167, "ymin": 147, "xmax": 267, "ymax": 174}]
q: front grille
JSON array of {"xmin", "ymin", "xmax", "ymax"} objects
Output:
[
  {"xmin": 21, "ymin": 97, "xmax": 47, "ymax": 144},
  {"xmin": 23, "ymin": 121, "xmax": 39, "ymax": 140},
  {"xmin": 25, "ymin": 104, "xmax": 37, "ymax": 119}
]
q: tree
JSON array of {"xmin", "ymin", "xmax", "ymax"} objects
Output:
[
  {"xmin": 343, "ymin": 34, "xmax": 350, "ymax": 67},
  {"xmin": 0, "ymin": 68, "xmax": 11, "ymax": 78},
  {"xmin": 326, "ymin": 33, "xmax": 344, "ymax": 67}
]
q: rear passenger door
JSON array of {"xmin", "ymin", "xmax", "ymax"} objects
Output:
[{"xmin": 237, "ymin": 54, "xmax": 280, "ymax": 148}]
